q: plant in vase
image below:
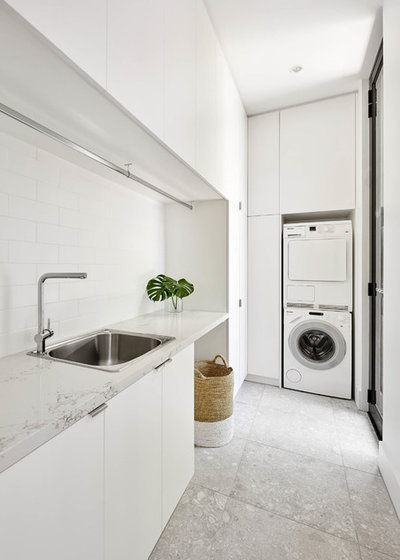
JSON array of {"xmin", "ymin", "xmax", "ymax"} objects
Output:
[{"xmin": 146, "ymin": 274, "xmax": 194, "ymax": 313}]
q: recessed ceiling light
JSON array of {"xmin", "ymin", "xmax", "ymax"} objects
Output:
[{"xmin": 290, "ymin": 65, "xmax": 303, "ymax": 73}]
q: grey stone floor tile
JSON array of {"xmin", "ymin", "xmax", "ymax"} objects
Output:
[
  {"xmin": 249, "ymin": 406, "xmax": 343, "ymax": 465},
  {"xmin": 346, "ymin": 468, "xmax": 400, "ymax": 558},
  {"xmin": 260, "ymin": 384, "xmax": 334, "ymax": 416},
  {"xmin": 209, "ymin": 497, "xmax": 361, "ymax": 560},
  {"xmin": 235, "ymin": 381, "xmax": 264, "ymax": 407},
  {"xmin": 360, "ymin": 546, "xmax": 397, "ymax": 559},
  {"xmin": 232, "ymin": 441, "xmax": 356, "ymax": 541},
  {"xmin": 192, "ymin": 437, "xmax": 246, "ymax": 495},
  {"xmin": 233, "ymin": 401, "xmax": 257, "ymax": 439},
  {"xmin": 331, "ymin": 397, "xmax": 359, "ymax": 410},
  {"xmin": 335, "ymin": 414, "xmax": 379, "ymax": 475},
  {"xmin": 150, "ymin": 483, "xmax": 227, "ymax": 560}
]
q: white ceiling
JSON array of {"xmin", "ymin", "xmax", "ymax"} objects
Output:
[{"xmin": 204, "ymin": 0, "xmax": 382, "ymax": 115}]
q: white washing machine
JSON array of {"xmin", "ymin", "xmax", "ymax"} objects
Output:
[{"xmin": 283, "ymin": 308, "xmax": 352, "ymax": 399}]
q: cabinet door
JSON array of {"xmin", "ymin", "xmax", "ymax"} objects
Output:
[
  {"xmin": 107, "ymin": 0, "xmax": 164, "ymax": 138},
  {"xmin": 280, "ymin": 94, "xmax": 356, "ymax": 214},
  {"xmin": 248, "ymin": 112, "xmax": 280, "ymax": 216},
  {"xmin": 165, "ymin": 0, "xmax": 196, "ymax": 166},
  {"xmin": 0, "ymin": 413, "xmax": 105, "ymax": 560},
  {"xmin": 248, "ymin": 215, "xmax": 281, "ymax": 383},
  {"xmin": 105, "ymin": 370, "xmax": 162, "ymax": 560},
  {"xmin": 195, "ymin": 0, "xmax": 218, "ymax": 187},
  {"xmin": 5, "ymin": 0, "xmax": 107, "ymax": 87},
  {"xmin": 162, "ymin": 345, "xmax": 194, "ymax": 526}
]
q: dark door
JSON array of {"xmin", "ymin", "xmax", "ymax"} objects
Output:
[{"xmin": 368, "ymin": 42, "xmax": 383, "ymax": 438}]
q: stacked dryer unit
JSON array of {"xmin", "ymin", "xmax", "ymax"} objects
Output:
[{"xmin": 283, "ymin": 220, "xmax": 353, "ymax": 399}]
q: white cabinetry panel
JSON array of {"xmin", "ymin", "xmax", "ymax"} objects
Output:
[
  {"xmin": 5, "ymin": 0, "xmax": 107, "ymax": 87},
  {"xmin": 162, "ymin": 345, "xmax": 194, "ymax": 526},
  {"xmin": 248, "ymin": 215, "xmax": 281, "ymax": 382},
  {"xmin": 196, "ymin": 0, "xmax": 218, "ymax": 187},
  {"xmin": 165, "ymin": 0, "xmax": 196, "ymax": 166},
  {"xmin": 0, "ymin": 413, "xmax": 105, "ymax": 560},
  {"xmin": 248, "ymin": 111, "xmax": 280, "ymax": 216},
  {"xmin": 107, "ymin": 0, "xmax": 164, "ymax": 138},
  {"xmin": 105, "ymin": 370, "xmax": 162, "ymax": 560},
  {"xmin": 280, "ymin": 94, "xmax": 356, "ymax": 214}
]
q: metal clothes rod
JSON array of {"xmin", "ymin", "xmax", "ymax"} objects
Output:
[{"xmin": 0, "ymin": 102, "xmax": 193, "ymax": 210}]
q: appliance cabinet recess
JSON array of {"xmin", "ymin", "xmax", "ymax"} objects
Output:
[
  {"xmin": 0, "ymin": 412, "xmax": 105, "ymax": 560},
  {"xmin": 105, "ymin": 343, "xmax": 195, "ymax": 560},
  {"xmin": 279, "ymin": 94, "xmax": 356, "ymax": 214}
]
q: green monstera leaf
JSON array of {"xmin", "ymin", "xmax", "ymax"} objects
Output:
[{"xmin": 146, "ymin": 274, "xmax": 194, "ymax": 302}]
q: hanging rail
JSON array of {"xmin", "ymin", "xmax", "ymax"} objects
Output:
[{"xmin": 0, "ymin": 102, "xmax": 193, "ymax": 210}]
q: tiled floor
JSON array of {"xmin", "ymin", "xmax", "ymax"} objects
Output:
[{"xmin": 151, "ymin": 382, "xmax": 400, "ymax": 560}]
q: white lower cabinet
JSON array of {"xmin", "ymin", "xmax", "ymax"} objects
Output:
[
  {"xmin": 0, "ymin": 412, "xmax": 105, "ymax": 560},
  {"xmin": 105, "ymin": 369, "xmax": 163, "ymax": 560},
  {"xmin": 105, "ymin": 344, "xmax": 194, "ymax": 560},
  {"xmin": 162, "ymin": 345, "xmax": 194, "ymax": 527},
  {"xmin": 0, "ymin": 345, "xmax": 195, "ymax": 560}
]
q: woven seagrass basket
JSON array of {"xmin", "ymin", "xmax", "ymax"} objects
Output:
[{"xmin": 194, "ymin": 355, "xmax": 234, "ymax": 447}]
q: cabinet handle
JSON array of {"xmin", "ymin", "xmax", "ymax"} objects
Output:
[
  {"xmin": 89, "ymin": 402, "xmax": 108, "ymax": 417},
  {"xmin": 155, "ymin": 358, "xmax": 172, "ymax": 370}
]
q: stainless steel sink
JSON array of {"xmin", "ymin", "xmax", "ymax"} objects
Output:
[{"xmin": 28, "ymin": 329, "xmax": 174, "ymax": 372}]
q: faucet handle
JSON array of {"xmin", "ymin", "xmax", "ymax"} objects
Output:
[{"xmin": 47, "ymin": 318, "xmax": 51, "ymax": 330}]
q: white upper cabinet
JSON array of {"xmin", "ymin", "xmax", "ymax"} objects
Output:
[
  {"xmin": 164, "ymin": 0, "xmax": 196, "ymax": 166},
  {"xmin": 280, "ymin": 94, "xmax": 356, "ymax": 214},
  {"xmin": 5, "ymin": 0, "xmax": 107, "ymax": 87},
  {"xmin": 248, "ymin": 111, "xmax": 280, "ymax": 216},
  {"xmin": 196, "ymin": 0, "xmax": 218, "ymax": 188},
  {"xmin": 107, "ymin": 0, "xmax": 164, "ymax": 138}
]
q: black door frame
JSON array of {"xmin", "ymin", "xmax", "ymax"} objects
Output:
[{"xmin": 368, "ymin": 41, "xmax": 383, "ymax": 439}]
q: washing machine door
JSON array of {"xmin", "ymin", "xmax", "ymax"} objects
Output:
[{"xmin": 288, "ymin": 320, "xmax": 346, "ymax": 370}]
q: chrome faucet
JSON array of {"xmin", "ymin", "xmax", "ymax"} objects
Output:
[{"xmin": 34, "ymin": 272, "xmax": 87, "ymax": 354}]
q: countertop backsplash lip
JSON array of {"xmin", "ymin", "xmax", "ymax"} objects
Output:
[{"xmin": 0, "ymin": 309, "xmax": 228, "ymax": 474}]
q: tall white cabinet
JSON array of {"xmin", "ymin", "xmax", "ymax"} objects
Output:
[
  {"xmin": 247, "ymin": 93, "xmax": 356, "ymax": 386},
  {"xmin": 248, "ymin": 215, "xmax": 281, "ymax": 384}
]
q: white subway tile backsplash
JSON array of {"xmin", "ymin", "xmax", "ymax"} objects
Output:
[
  {"xmin": 9, "ymin": 196, "xmax": 59, "ymax": 225},
  {"xmin": 0, "ymin": 264, "xmax": 37, "ymax": 286},
  {"xmin": 9, "ymin": 241, "xmax": 58, "ymax": 264},
  {"xmin": 0, "ymin": 193, "xmax": 8, "ymax": 215},
  {"xmin": 0, "ymin": 130, "xmax": 164, "ymax": 358},
  {"xmin": 0, "ymin": 241, "xmax": 8, "ymax": 262},
  {"xmin": 59, "ymin": 280, "xmax": 96, "ymax": 301},
  {"xmin": 0, "ymin": 216, "xmax": 36, "ymax": 242},
  {"xmin": 0, "ymin": 132, "xmax": 37, "ymax": 158},
  {"xmin": 37, "ymin": 183, "xmax": 78, "ymax": 210},
  {"xmin": 0, "ymin": 169, "xmax": 36, "ymax": 199},
  {"xmin": 0, "ymin": 284, "xmax": 37, "ymax": 309},
  {"xmin": 0, "ymin": 306, "xmax": 37, "ymax": 334},
  {"xmin": 7, "ymin": 150, "xmax": 59, "ymax": 186},
  {"xmin": 37, "ymin": 223, "xmax": 78, "ymax": 246},
  {"xmin": 58, "ymin": 245, "xmax": 96, "ymax": 264}
]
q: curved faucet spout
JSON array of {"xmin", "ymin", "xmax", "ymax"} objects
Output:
[{"xmin": 35, "ymin": 272, "xmax": 87, "ymax": 354}]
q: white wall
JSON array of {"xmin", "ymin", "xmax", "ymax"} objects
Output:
[
  {"xmin": 379, "ymin": 0, "xmax": 400, "ymax": 517},
  {"xmin": 0, "ymin": 130, "xmax": 165, "ymax": 358}
]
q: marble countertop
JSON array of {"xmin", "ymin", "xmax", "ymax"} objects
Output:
[{"xmin": 0, "ymin": 310, "xmax": 228, "ymax": 474}]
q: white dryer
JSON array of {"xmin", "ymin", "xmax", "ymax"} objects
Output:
[
  {"xmin": 283, "ymin": 308, "xmax": 352, "ymax": 399},
  {"xmin": 283, "ymin": 220, "xmax": 352, "ymax": 311}
]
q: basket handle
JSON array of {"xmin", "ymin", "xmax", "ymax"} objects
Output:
[
  {"xmin": 212, "ymin": 355, "xmax": 228, "ymax": 367},
  {"xmin": 194, "ymin": 367, "xmax": 206, "ymax": 380}
]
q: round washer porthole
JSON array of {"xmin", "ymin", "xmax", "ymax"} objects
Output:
[{"xmin": 288, "ymin": 320, "xmax": 346, "ymax": 371}]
